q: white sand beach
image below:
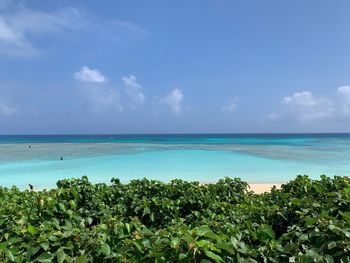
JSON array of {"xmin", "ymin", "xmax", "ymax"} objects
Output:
[{"xmin": 249, "ymin": 183, "xmax": 282, "ymax": 194}]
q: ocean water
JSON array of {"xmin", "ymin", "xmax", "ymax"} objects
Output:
[{"xmin": 0, "ymin": 134, "xmax": 350, "ymax": 189}]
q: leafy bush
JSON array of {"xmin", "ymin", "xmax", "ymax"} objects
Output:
[{"xmin": 0, "ymin": 175, "xmax": 350, "ymax": 262}]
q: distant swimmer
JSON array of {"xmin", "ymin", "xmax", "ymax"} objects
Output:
[
  {"xmin": 28, "ymin": 184, "xmax": 34, "ymax": 191},
  {"xmin": 60, "ymin": 157, "xmax": 63, "ymax": 160},
  {"xmin": 29, "ymin": 145, "xmax": 31, "ymax": 149}
]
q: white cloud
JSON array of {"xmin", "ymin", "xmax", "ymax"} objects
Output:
[
  {"xmin": 74, "ymin": 66, "xmax": 107, "ymax": 83},
  {"xmin": 337, "ymin": 86, "xmax": 350, "ymax": 114},
  {"xmin": 221, "ymin": 97, "xmax": 238, "ymax": 112},
  {"xmin": 122, "ymin": 75, "xmax": 145, "ymax": 106},
  {"xmin": 0, "ymin": 101, "xmax": 19, "ymax": 116},
  {"xmin": 161, "ymin": 89, "xmax": 183, "ymax": 114},
  {"xmin": 0, "ymin": 4, "xmax": 85, "ymax": 57},
  {"xmin": 269, "ymin": 91, "xmax": 334, "ymax": 122},
  {"xmin": 0, "ymin": 15, "xmax": 37, "ymax": 57},
  {"xmin": 338, "ymin": 86, "xmax": 350, "ymax": 98},
  {"xmin": 0, "ymin": 2, "xmax": 147, "ymax": 58},
  {"xmin": 73, "ymin": 67, "xmax": 121, "ymax": 113}
]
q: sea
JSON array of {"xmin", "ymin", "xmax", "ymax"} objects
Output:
[{"xmin": 0, "ymin": 134, "xmax": 349, "ymax": 189}]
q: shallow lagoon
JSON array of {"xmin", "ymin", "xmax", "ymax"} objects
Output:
[{"xmin": 0, "ymin": 134, "xmax": 349, "ymax": 188}]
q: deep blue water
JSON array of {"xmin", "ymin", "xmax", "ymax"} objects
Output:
[{"xmin": 1, "ymin": 133, "xmax": 350, "ymax": 145}]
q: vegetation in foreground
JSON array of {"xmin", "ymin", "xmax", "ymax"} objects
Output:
[{"xmin": 0, "ymin": 175, "xmax": 350, "ymax": 263}]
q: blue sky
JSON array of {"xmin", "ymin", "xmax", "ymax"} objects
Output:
[{"xmin": 0, "ymin": 0, "xmax": 350, "ymax": 134}]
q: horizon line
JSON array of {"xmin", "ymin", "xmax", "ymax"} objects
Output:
[{"xmin": 1, "ymin": 132, "xmax": 350, "ymax": 136}]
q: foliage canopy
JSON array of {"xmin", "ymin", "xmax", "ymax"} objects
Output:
[{"xmin": 1, "ymin": 175, "xmax": 350, "ymax": 262}]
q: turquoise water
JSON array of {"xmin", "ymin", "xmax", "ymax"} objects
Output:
[{"xmin": 0, "ymin": 134, "xmax": 350, "ymax": 188}]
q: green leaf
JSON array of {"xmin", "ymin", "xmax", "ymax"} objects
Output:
[
  {"xmin": 204, "ymin": 250, "xmax": 224, "ymax": 263},
  {"xmin": 58, "ymin": 203, "xmax": 66, "ymax": 212},
  {"xmin": 6, "ymin": 250, "xmax": 15, "ymax": 262},
  {"xmin": 197, "ymin": 239, "xmax": 210, "ymax": 248},
  {"xmin": 170, "ymin": 237, "xmax": 180, "ymax": 248},
  {"xmin": 340, "ymin": 212, "xmax": 350, "ymax": 224},
  {"xmin": 216, "ymin": 242, "xmax": 235, "ymax": 254},
  {"xmin": 40, "ymin": 241, "xmax": 50, "ymax": 251},
  {"xmin": 324, "ymin": 255, "xmax": 334, "ymax": 263},
  {"xmin": 299, "ymin": 234, "xmax": 308, "ymax": 241},
  {"xmin": 328, "ymin": 225, "xmax": 341, "ymax": 235},
  {"xmin": 141, "ymin": 227, "xmax": 153, "ymax": 236},
  {"xmin": 305, "ymin": 217, "xmax": 317, "ymax": 226},
  {"xmin": 86, "ymin": 217, "xmax": 93, "ymax": 225},
  {"xmin": 27, "ymin": 225, "xmax": 38, "ymax": 235},
  {"xmin": 125, "ymin": 223, "xmax": 131, "ymax": 234},
  {"xmin": 62, "ymin": 230, "xmax": 73, "ymax": 238},
  {"xmin": 196, "ymin": 226, "xmax": 218, "ymax": 240},
  {"xmin": 37, "ymin": 252, "xmax": 54, "ymax": 263},
  {"xmin": 340, "ymin": 256, "xmax": 350, "ymax": 263},
  {"xmin": 0, "ymin": 242, "xmax": 6, "ymax": 251},
  {"xmin": 143, "ymin": 207, "xmax": 150, "ymax": 216},
  {"xmin": 69, "ymin": 200, "xmax": 76, "ymax": 209},
  {"xmin": 257, "ymin": 224, "xmax": 275, "ymax": 241},
  {"xmin": 305, "ymin": 248, "xmax": 319, "ymax": 258},
  {"xmin": 9, "ymin": 237, "xmax": 22, "ymax": 244},
  {"xmin": 196, "ymin": 225, "xmax": 213, "ymax": 236},
  {"xmin": 28, "ymin": 246, "xmax": 41, "ymax": 257},
  {"xmin": 230, "ymin": 236, "xmax": 239, "ymax": 248},
  {"xmin": 327, "ymin": 241, "xmax": 337, "ymax": 250},
  {"xmin": 134, "ymin": 240, "xmax": 143, "ymax": 252},
  {"xmin": 99, "ymin": 243, "xmax": 111, "ymax": 256},
  {"xmin": 183, "ymin": 233, "xmax": 194, "ymax": 244},
  {"xmin": 75, "ymin": 255, "xmax": 88, "ymax": 263},
  {"xmin": 142, "ymin": 238, "xmax": 151, "ymax": 249},
  {"xmin": 57, "ymin": 248, "xmax": 66, "ymax": 263}
]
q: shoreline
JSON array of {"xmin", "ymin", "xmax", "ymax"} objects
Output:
[
  {"xmin": 249, "ymin": 183, "xmax": 282, "ymax": 193},
  {"xmin": 21, "ymin": 182, "xmax": 284, "ymax": 194}
]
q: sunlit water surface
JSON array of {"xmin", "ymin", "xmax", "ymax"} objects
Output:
[{"xmin": 0, "ymin": 134, "xmax": 349, "ymax": 188}]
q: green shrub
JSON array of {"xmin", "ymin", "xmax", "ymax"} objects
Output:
[{"xmin": 0, "ymin": 175, "xmax": 350, "ymax": 262}]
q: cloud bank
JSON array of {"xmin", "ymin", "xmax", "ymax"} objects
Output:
[
  {"xmin": 269, "ymin": 87, "xmax": 350, "ymax": 122},
  {"xmin": 0, "ymin": 4, "xmax": 84, "ymax": 57},
  {"xmin": 0, "ymin": 2, "xmax": 147, "ymax": 58}
]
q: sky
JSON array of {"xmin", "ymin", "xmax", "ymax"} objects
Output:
[{"xmin": 0, "ymin": 0, "xmax": 350, "ymax": 134}]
